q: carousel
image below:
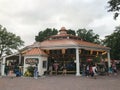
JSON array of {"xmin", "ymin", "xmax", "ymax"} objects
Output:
[{"xmin": 1, "ymin": 27, "xmax": 111, "ymax": 76}]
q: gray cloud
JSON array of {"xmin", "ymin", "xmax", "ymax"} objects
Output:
[{"xmin": 0, "ymin": 0, "xmax": 120, "ymax": 46}]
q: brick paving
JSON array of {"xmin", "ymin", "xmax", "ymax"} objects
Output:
[{"xmin": 0, "ymin": 73, "xmax": 120, "ymax": 90}]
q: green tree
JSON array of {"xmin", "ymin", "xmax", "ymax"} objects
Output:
[
  {"xmin": 67, "ymin": 29, "xmax": 76, "ymax": 35},
  {"xmin": 103, "ymin": 26, "xmax": 120, "ymax": 59},
  {"xmin": 0, "ymin": 25, "xmax": 24, "ymax": 57},
  {"xmin": 35, "ymin": 28, "xmax": 58, "ymax": 42},
  {"xmin": 107, "ymin": 0, "xmax": 120, "ymax": 19},
  {"xmin": 77, "ymin": 29, "xmax": 100, "ymax": 44},
  {"xmin": 36, "ymin": 28, "xmax": 100, "ymax": 44}
]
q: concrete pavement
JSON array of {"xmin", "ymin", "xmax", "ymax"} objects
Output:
[{"xmin": 0, "ymin": 73, "xmax": 120, "ymax": 90}]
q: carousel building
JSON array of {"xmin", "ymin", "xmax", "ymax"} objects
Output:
[{"xmin": 0, "ymin": 27, "xmax": 111, "ymax": 76}]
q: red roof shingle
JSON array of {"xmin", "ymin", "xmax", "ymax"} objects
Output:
[
  {"xmin": 23, "ymin": 48, "xmax": 47, "ymax": 56},
  {"xmin": 39, "ymin": 39, "xmax": 110, "ymax": 50}
]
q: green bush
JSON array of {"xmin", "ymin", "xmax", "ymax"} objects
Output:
[{"xmin": 24, "ymin": 66, "xmax": 34, "ymax": 77}]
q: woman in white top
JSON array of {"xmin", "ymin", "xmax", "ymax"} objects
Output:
[{"xmin": 92, "ymin": 64, "xmax": 97, "ymax": 79}]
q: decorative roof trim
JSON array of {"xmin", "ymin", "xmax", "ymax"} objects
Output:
[{"xmin": 40, "ymin": 45, "xmax": 110, "ymax": 51}]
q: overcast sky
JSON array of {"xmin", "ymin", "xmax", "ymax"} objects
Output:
[{"xmin": 0, "ymin": 0, "xmax": 120, "ymax": 46}]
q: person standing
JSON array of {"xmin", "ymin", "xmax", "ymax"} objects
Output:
[
  {"xmin": 62, "ymin": 64, "xmax": 67, "ymax": 76},
  {"xmin": 49, "ymin": 64, "xmax": 53, "ymax": 75},
  {"xmin": 112, "ymin": 63, "xmax": 117, "ymax": 75},
  {"xmin": 86, "ymin": 65, "xmax": 90, "ymax": 77},
  {"xmin": 53, "ymin": 61, "xmax": 59, "ymax": 75},
  {"xmin": 34, "ymin": 64, "xmax": 38, "ymax": 79}
]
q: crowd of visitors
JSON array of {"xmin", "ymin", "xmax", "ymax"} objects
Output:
[
  {"xmin": 3, "ymin": 60, "xmax": 119, "ymax": 79},
  {"xmin": 80, "ymin": 60, "xmax": 119, "ymax": 79},
  {"xmin": 47, "ymin": 60, "xmax": 119, "ymax": 78}
]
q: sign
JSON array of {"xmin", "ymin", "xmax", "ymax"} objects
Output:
[{"xmin": 25, "ymin": 58, "xmax": 39, "ymax": 65}]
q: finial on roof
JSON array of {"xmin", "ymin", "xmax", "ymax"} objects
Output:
[
  {"xmin": 61, "ymin": 27, "xmax": 66, "ymax": 30},
  {"xmin": 59, "ymin": 27, "xmax": 67, "ymax": 34}
]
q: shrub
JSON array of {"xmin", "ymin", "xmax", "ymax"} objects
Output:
[{"xmin": 24, "ymin": 66, "xmax": 34, "ymax": 77}]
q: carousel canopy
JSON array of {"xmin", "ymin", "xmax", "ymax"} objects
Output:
[{"xmin": 30, "ymin": 27, "xmax": 110, "ymax": 51}]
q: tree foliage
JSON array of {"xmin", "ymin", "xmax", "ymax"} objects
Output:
[
  {"xmin": 0, "ymin": 25, "xmax": 24, "ymax": 57},
  {"xmin": 103, "ymin": 26, "xmax": 120, "ymax": 59},
  {"xmin": 67, "ymin": 29, "xmax": 76, "ymax": 35},
  {"xmin": 35, "ymin": 28, "xmax": 58, "ymax": 42},
  {"xmin": 107, "ymin": 0, "xmax": 120, "ymax": 19},
  {"xmin": 77, "ymin": 29, "xmax": 100, "ymax": 44},
  {"xmin": 35, "ymin": 28, "xmax": 100, "ymax": 44}
]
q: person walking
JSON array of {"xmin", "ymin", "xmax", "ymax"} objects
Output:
[{"xmin": 92, "ymin": 64, "xmax": 98, "ymax": 79}]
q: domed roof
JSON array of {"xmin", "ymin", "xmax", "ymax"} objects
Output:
[
  {"xmin": 30, "ymin": 27, "xmax": 110, "ymax": 51},
  {"xmin": 47, "ymin": 27, "xmax": 82, "ymax": 40}
]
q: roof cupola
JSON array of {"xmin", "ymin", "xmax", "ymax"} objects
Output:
[{"xmin": 59, "ymin": 27, "xmax": 67, "ymax": 35}]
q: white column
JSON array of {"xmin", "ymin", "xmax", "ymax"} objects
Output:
[
  {"xmin": 107, "ymin": 50, "xmax": 111, "ymax": 73},
  {"xmin": 76, "ymin": 48, "xmax": 80, "ymax": 76},
  {"xmin": 1, "ymin": 57, "xmax": 6, "ymax": 76},
  {"xmin": 19, "ymin": 53, "xmax": 22, "ymax": 65}
]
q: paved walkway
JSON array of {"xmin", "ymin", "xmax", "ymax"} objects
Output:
[{"xmin": 0, "ymin": 73, "xmax": 120, "ymax": 90}]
